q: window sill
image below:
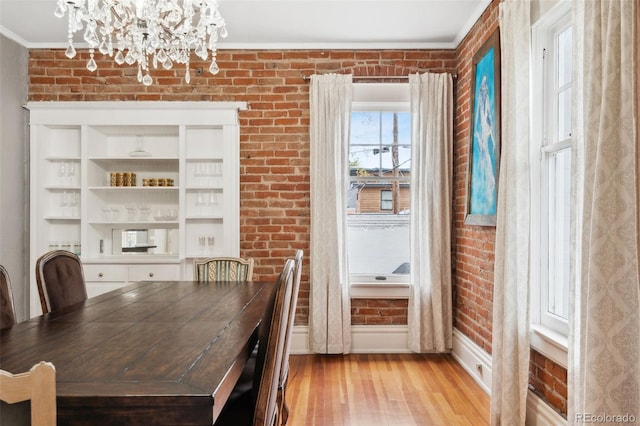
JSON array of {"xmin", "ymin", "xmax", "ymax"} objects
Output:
[
  {"xmin": 350, "ymin": 283, "xmax": 410, "ymax": 299},
  {"xmin": 530, "ymin": 324, "xmax": 568, "ymax": 368}
]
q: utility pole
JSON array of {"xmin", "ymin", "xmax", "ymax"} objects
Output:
[{"xmin": 392, "ymin": 112, "xmax": 400, "ymax": 214}]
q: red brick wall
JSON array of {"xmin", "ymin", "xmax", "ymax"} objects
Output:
[
  {"xmin": 453, "ymin": 0, "xmax": 499, "ymax": 356},
  {"xmin": 351, "ymin": 299, "xmax": 408, "ymax": 325},
  {"xmin": 28, "ymin": 48, "xmax": 456, "ymax": 327},
  {"xmin": 529, "ymin": 349, "xmax": 568, "ymax": 417}
]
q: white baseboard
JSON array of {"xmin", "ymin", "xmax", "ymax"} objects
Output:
[
  {"xmin": 451, "ymin": 328, "xmax": 492, "ymax": 394},
  {"xmin": 350, "ymin": 325, "xmax": 410, "ymax": 353},
  {"xmin": 526, "ymin": 390, "xmax": 567, "ymax": 426},
  {"xmin": 290, "ymin": 325, "xmax": 310, "ymax": 354},
  {"xmin": 290, "ymin": 324, "xmax": 410, "ymax": 354}
]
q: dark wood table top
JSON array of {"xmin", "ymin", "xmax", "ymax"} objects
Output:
[{"xmin": 0, "ymin": 280, "xmax": 276, "ymax": 425}]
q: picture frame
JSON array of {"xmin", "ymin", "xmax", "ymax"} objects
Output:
[{"xmin": 464, "ymin": 29, "xmax": 501, "ymax": 227}]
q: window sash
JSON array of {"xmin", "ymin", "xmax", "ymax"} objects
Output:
[
  {"xmin": 532, "ymin": 4, "xmax": 572, "ymax": 336},
  {"xmin": 348, "ymin": 96, "xmax": 410, "ymax": 284}
]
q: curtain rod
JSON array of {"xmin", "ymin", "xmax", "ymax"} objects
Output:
[{"xmin": 303, "ymin": 73, "xmax": 457, "ymax": 81}]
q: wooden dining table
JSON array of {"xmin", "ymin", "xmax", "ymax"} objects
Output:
[{"xmin": 0, "ymin": 279, "xmax": 276, "ymax": 425}]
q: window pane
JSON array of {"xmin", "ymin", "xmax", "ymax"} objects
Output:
[
  {"xmin": 380, "ymin": 112, "xmax": 411, "ymax": 146},
  {"xmin": 349, "ymin": 111, "xmax": 411, "ymax": 174},
  {"xmin": 379, "ymin": 145, "xmax": 411, "ymax": 171},
  {"xmin": 557, "ymin": 26, "xmax": 572, "ymax": 87},
  {"xmin": 547, "ymin": 147, "xmax": 571, "ymax": 319},
  {"xmin": 348, "ymin": 110, "xmax": 411, "ymax": 281},
  {"xmin": 350, "ymin": 112, "xmax": 381, "ymax": 145},
  {"xmin": 557, "ymin": 88, "xmax": 572, "ymax": 142},
  {"xmin": 350, "ymin": 144, "xmax": 382, "ymax": 175},
  {"xmin": 347, "ymin": 212, "xmax": 410, "ymax": 277}
]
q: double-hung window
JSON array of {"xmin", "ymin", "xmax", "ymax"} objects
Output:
[
  {"xmin": 531, "ymin": 2, "xmax": 572, "ymax": 361},
  {"xmin": 347, "ymin": 84, "xmax": 411, "ymax": 297}
]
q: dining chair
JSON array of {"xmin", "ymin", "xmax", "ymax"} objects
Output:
[
  {"xmin": 36, "ymin": 250, "xmax": 88, "ymax": 314},
  {"xmin": 193, "ymin": 256, "xmax": 255, "ymax": 282},
  {"xmin": 0, "ymin": 264, "xmax": 17, "ymax": 330},
  {"xmin": 215, "ymin": 258, "xmax": 295, "ymax": 426},
  {"xmin": 0, "ymin": 361, "xmax": 57, "ymax": 426},
  {"xmin": 277, "ymin": 249, "xmax": 303, "ymax": 425}
]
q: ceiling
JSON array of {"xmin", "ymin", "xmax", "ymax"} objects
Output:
[{"xmin": 0, "ymin": 0, "xmax": 490, "ymax": 50}]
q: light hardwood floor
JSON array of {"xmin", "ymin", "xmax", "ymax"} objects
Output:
[{"xmin": 285, "ymin": 353, "xmax": 489, "ymax": 426}]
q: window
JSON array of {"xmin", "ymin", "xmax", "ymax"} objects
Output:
[
  {"xmin": 380, "ymin": 190, "xmax": 393, "ymax": 211},
  {"xmin": 347, "ymin": 84, "xmax": 411, "ymax": 296},
  {"xmin": 531, "ymin": 4, "xmax": 572, "ymax": 344}
]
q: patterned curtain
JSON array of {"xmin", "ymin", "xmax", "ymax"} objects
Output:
[
  {"xmin": 407, "ymin": 72, "xmax": 453, "ymax": 353},
  {"xmin": 309, "ymin": 73, "xmax": 352, "ymax": 354},
  {"xmin": 569, "ymin": 1, "xmax": 640, "ymax": 423},
  {"xmin": 491, "ymin": 0, "xmax": 531, "ymax": 424}
]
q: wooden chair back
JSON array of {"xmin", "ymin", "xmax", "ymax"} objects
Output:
[
  {"xmin": 35, "ymin": 250, "xmax": 87, "ymax": 314},
  {"xmin": 252, "ymin": 259, "xmax": 295, "ymax": 426},
  {"xmin": 193, "ymin": 256, "xmax": 255, "ymax": 282},
  {"xmin": 277, "ymin": 250, "xmax": 303, "ymax": 425},
  {"xmin": 0, "ymin": 361, "xmax": 57, "ymax": 426},
  {"xmin": 0, "ymin": 264, "xmax": 17, "ymax": 329}
]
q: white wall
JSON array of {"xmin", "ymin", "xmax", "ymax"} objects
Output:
[
  {"xmin": 531, "ymin": 0, "xmax": 563, "ymax": 24},
  {"xmin": 0, "ymin": 34, "xmax": 30, "ymax": 320}
]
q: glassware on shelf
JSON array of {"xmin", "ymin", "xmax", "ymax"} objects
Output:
[
  {"xmin": 129, "ymin": 135, "xmax": 152, "ymax": 157},
  {"xmin": 70, "ymin": 191, "xmax": 79, "ymax": 217},
  {"xmin": 194, "ymin": 162, "xmax": 205, "ymax": 186},
  {"xmin": 196, "ymin": 192, "xmax": 205, "ymax": 215},
  {"xmin": 138, "ymin": 206, "xmax": 152, "ymax": 220},
  {"xmin": 207, "ymin": 236, "xmax": 215, "ymax": 253},
  {"xmin": 126, "ymin": 206, "xmax": 138, "ymax": 221},
  {"xmin": 198, "ymin": 236, "xmax": 206, "ymax": 255},
  {"xmin": 58, "ymin": 161, "xmax": 66, "ymax": 186},
  {"xmin": 154, "ymin": 208, "xmax": 178, "ymax": 221},
  {"xmin": 67, "ymin": 162, "xmax": 76, "ymax": 186},
  {"xmin": 102, "ymin": 207, "xmax": 121, "ymax": 221},
  {"xmin": 60, "ymin": 191, "xmax": 68, "ymax": 216}
]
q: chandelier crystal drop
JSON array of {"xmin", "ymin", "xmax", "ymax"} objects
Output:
[{"xmin": 55, "ymin": 0, "xmax": 228, "ymax": 86}]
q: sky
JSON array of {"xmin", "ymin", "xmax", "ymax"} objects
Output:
[{"xmin": 350, "ymin": 111, "xmax": 411, "ymax": 171}]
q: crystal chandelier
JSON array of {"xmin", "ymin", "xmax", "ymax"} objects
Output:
[{"xmin": 55, "ymin": 0, "xmax": 228, "ymax": 86}]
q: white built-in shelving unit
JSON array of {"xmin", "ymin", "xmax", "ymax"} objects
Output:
[{"xmin": 28, "ymin": 101, "xmax": 246, "ymax": 316}]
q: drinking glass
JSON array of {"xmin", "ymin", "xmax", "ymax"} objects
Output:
[
  {"xmin": 198, "ymin": 236, "xmax": 206, "ymax": 255},
  {"xmin": 67, "ymin": 162, "xmax": 76, "ymax": 185},
  {"xmin": 58, "ymin": 161, "xmax": 66, "ymax": 186}
]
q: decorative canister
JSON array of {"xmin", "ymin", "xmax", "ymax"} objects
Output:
[
  {"xmin": 115, "ymin": 172, "xmax": 124, "ymax": 186},
  {"xmin": 123, "ymin": 172, "xmax": 135, "ymax": 186}
]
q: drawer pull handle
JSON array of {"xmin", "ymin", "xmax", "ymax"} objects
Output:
[
  {"xmin": 98, "ymin": 272, "xmax": 104, "ymax": 277},
  {"xmin": 149, "ymin": 272, "xmax": 154, "ymax": 277}
]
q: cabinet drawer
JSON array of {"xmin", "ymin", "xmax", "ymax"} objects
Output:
[
  {"xmin": 83, "ymin": 264, "xmax": 128, "ymax": 282},
  {"xmin": 128, "ymin": 265, "xmax": 180, "ymax": 282}
]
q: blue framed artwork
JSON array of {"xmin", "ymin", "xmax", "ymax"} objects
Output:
[{"xmin": 465, "ymin": 29, "xmax": 501, "ymax": 226}]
